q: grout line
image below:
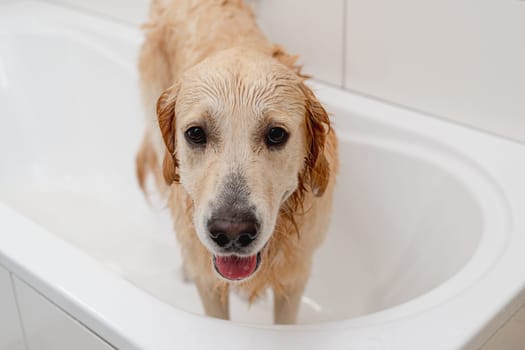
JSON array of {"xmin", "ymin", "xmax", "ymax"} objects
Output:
[
  {"xmin": 34, "ymin": 0, "xmax": 525, "ymax": 146},
  {"xmin": 478, "ymin": 299, "xmax": 525, "ymax": 349},
  {"xmin": 341, "ymin": 0, "xmax": 347, "ymax": 88},
  {"xmin": 10, "ymin": 273, "xmax": 29, "ymax": 350},
  {"xmin": 309, "ymin": 77, "xmax": 525, "ymax": 146},
  {"xmin": 338, "ymin": 86, "xmax": 525, "ymax": 147},
  {"xmin": 509, "ymin": 303, "xmax": 525, "ymax": 324}
]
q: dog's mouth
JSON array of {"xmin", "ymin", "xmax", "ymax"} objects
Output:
[{"xmin": 213, "ymin": 252, "xmax": 261, "ymax": 281}]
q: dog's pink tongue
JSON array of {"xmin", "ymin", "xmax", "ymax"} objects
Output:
[{"xmin": 214, "ymin": 255, "xmax": 257, "ymax": 280}]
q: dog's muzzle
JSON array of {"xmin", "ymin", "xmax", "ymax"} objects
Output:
[{"xmin": 207, "ymin": 208, "xmax": 263, "ymax": 280}]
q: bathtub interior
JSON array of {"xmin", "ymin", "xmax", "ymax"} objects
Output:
[{"xmin": 0, "ymin": 30, "xmax": 484, "ymax": 324}]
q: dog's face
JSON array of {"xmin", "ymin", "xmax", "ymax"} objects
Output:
[{"xmin": 157, "ymin": 49, "xmax": 329, "ymax": 281}]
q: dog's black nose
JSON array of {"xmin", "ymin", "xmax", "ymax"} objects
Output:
[{"xmin": 208, "ymin": 215, "xmax": 259, "ymax": 249}]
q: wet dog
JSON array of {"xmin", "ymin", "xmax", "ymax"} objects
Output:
[{"xmin": 137, "ymin": 0, "xmax": 337, "ymax": 324}]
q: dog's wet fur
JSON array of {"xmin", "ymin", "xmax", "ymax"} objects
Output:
[{"xmin": 137, "ymin": 0, "xmax": 338, "ymax": 324}]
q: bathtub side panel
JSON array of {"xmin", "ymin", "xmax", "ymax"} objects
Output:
[
  {"xmin": 13, "ymin": 277, "xmax": 114, "ymax": 350},
  {"xmin": 0, "ymin": 265, "xmax": 25, "ymax": 350}
]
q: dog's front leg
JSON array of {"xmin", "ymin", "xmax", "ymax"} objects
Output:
[
  {"xmin": 195, "ymin": 279, "xmax": 230, "ymax": 320},
  {"xmin": 274, "ymin": 277, "xmax": 308, "ymax": 324}
]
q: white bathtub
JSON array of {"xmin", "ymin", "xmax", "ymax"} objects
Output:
[{"xmin": 1, "ymin": 2, "xmax": 525, "ymax": 349}]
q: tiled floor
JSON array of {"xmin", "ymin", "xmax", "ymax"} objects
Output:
[{"xmin": 482, "ymin": 304, "xmax": 525, "ymax": 350}]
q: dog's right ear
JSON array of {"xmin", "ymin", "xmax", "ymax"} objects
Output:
[{"xmin": 156, "ymin": 83, "xmax": 180, "ymax": 184}]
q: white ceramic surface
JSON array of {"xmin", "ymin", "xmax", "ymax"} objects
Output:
[
  {"xmin": 0, "ymin": 266, "xmax": 25, "ymax": 350},
  {"xmin": 1, "ymin": 2, "xmax": 525, "ymax": 349},
  {"xmin": 14, "ymin": 277, "xmax": 114, "ymax": 350}
]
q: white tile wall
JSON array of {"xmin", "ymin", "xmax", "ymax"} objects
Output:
[
  {"xmin": 0, "ymin": 266, "xmax": 25, "ymax": 350},
  {"xmin": 345, "ymin": 0, "xmax": 525, "ymax": 143},
  {"xmin": 252, "ymin": 0, "xmax": 344, "ymax": 86},
  {"xmin": 40, "ymin": 0, "xmax": 524, "ymax": 142}
]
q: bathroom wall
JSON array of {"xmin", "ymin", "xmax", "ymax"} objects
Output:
[
  {"xmin": 40, "ymin": 0, "xmax": 525, "ymax": 143},
  {"xmin": 345, "ymin": 0, "xmax": 525, "ymax": 144}
]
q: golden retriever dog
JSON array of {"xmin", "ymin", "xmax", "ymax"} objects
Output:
[{"xmin": 136, "ymin": 0, "xmax": 338, "ymax": 324}]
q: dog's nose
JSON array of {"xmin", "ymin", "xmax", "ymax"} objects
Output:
[{"xmin": 208, "ymin": 217, "xmax": 258, "ymax": 249}]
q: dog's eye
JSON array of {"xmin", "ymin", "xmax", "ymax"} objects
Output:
[
  {"xmin": 266, "ymin": 127, "xmax": 289, "ymax": 147},
  {"xmin": 185, "ymin": 126, "xmax": 207, "ymax": 145}
]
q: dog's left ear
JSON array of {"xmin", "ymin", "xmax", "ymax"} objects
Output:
[
  {"xmin": 156, "ymin": 83, "xmax": 180, "ymax": 184},
  {"xmin": 300, "ymin": 83, "xmax": 331, "ymax": 197}
]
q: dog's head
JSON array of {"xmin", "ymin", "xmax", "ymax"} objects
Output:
[{"xmin": 157, "ymin": 49, "xmax": 330, "ymax": 281}]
